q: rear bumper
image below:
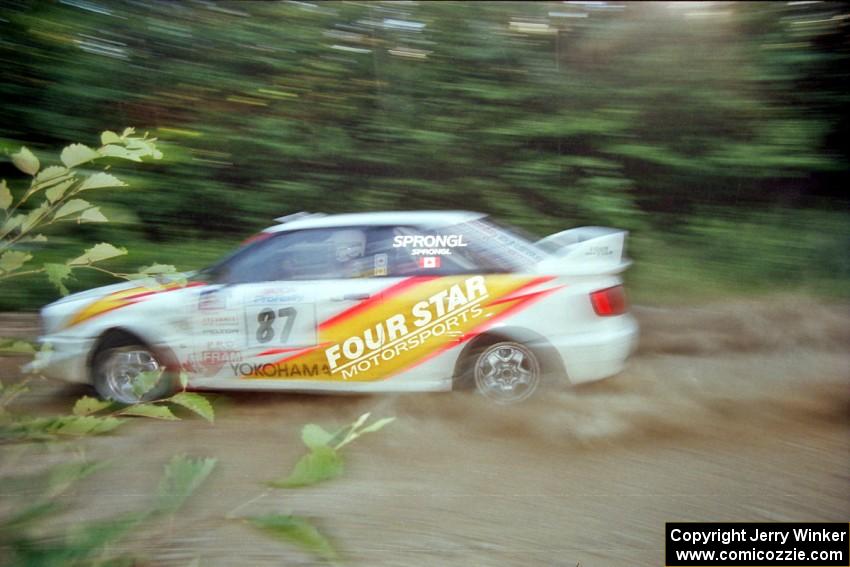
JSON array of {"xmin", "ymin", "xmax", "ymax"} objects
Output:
[{"xmin": 551, "ymin": 314, "xmax": 638, "ymax": 384}]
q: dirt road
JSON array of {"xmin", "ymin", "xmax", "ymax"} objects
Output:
[{"xmin": 2, "ymin": 297, "xmax": 849, "ymax": 566}]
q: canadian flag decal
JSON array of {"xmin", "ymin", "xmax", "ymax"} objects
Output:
[{"xmin": 418, "ymin": 256, "xmax": 441, "ymax": 269}]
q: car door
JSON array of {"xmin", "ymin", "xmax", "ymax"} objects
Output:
[
  {"xmin": 189, "ymin": 227, "xmax": 387, "ymax": 384},
  {"xmin": 308, "ymin": 222, "xmax": 545, "ymax": 387},
  {"xmin": 309, "ymin": 224, "xmax": 477, "ymax": 385}
]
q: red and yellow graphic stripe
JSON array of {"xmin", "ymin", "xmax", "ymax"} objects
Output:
[
  {"xmin": 243, "ymin": 274, "xmax": 562, "ymax": 382},
  {"xmin": 64, "ymin": 282, "xmax": 204, "ymax": 329}
]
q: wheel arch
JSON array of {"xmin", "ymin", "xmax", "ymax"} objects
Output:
[
  {"xmin": 452, "ymin": 326, "xmax": 568, "ymax": 385},
  {"xmin": 87, "ymin": 326, "xmax": 180, "ymax": 378}
]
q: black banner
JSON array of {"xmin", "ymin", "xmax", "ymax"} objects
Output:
[{"xmin": 666, "ymin": 523, "xmax": 849, "ymax": 566}]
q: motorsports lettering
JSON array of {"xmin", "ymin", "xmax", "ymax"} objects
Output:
[{"xmin": 240, "ymin": 274, "xmax": 557, "ymax": 382}]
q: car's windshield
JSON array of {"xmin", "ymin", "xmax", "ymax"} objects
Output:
[{"xmin": 192, "ymin": 234, "xmax": 272, "ymax": 283}]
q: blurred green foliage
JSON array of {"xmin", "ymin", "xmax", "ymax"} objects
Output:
[
  {"xmin": 0, "ymin": 0, "xmax": 848, "ymax": 307},
  {"xmin": 0, "ymin": 455, "xmax": 216, "ymax": 567}
]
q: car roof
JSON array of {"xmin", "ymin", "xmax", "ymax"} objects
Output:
[{"xmin": 264, "ymin": 210, "xmax": 486, "ymax": 233}]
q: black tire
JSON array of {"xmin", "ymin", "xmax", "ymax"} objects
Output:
[{"xmin": 91, "ymin": 336, "xmax": 175, "ymax": 404}]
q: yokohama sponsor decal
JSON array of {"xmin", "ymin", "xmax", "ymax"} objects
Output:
[{"xmin": 241, "ymin": 275, "xmax": 558, "ymax": 381}]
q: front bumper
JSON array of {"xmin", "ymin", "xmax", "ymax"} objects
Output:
[{"xmin": 26, "ymin": 335, "xmax": 94, "ymax": 384}]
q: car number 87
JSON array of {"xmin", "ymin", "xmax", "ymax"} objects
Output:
[{"xmin": 255, "ymin": 307, "xmax": 297, "ymax": 344}]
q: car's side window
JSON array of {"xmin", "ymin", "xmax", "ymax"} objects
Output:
[
  {"xmin": 212, "ymin": 222, "xmax": 526, "ymax": 284},
  {"xmin": 364, "ymin": 225, "xmax": 476, "ymax": 276},
  {"xmin": 375, "ymin": 224, "xmax": 523, "ymax": 276},
  {"xmin": 221, "ymin": 228, "xmax": 369, "ymax": 283}
]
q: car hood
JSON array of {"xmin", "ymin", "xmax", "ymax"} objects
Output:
[
  {"xmin": 48, "ymin": 279, "xmax": 147, "ymax": 308},
  {"xmin": 41, "ymin": 273, "xmax": 196, "ymax": 334}
]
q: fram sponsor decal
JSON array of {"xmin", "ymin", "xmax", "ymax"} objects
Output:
[
  {"xmin": 183, "ymin": 349, "xmax": 242, "ymax": 377},
  {"xmin": 200, "ymin": 350, "xmax": 241, "ymax": 364}
]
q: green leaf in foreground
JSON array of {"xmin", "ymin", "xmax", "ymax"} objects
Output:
[
  {"xmin": 0, "ymin": 180, "xmax": 12, "ymax": 211},
  {"xmin": 78, "ymin": 171, "xmax": 126, "ymax": 191},
  {"xmin": 67, "ymin": 242, "xmax": 127, "ymax": 266},
  {"xmin": 72, "ymin": 396, "xmax": 112, "ymax": 416},
  {"xmin": 0, "ymin": 415, "xmax": 124, "ymax": 441},
  {"xmin": 53, "ymin": 415, "xmax": 123, "ymax": 436},
  {"xmin": 44, "ymin": 263, "xmax": 73, "ymax": 295},
  {"xmin": 118, "ymin": 403, "xmax": 178, "ymax": 421},
  {"xmin": 357, "ymin": 416, "xmax": 396, "ymax": 435},
  {"xmin": 44, "ymin": 178, "xmax": 75, "ymax": 204},
  {"xmin": 269, "ymin": 445, "xmax": 344, "ymax": 488},
  {"xmin": 0, "ymin": 250, "xmax": 32, "ymax": 274},
  {"xmin": 169, "ymin": 392, "xmax": 214, "ymax": 423},
  {"xmin": 301, "ymin": 423, "xmax": 337, "ymax": 450},
  {"xmin": 333, "ymin": 413, "xmax": 396, "ymax": 450},
  {"xmin": 248, "ymin": 514, "xmax": 338, "ymax": 561},
  {"xmin": 60, "ymin": 143, "xmax": 99, "ymax": 168},
  {"xmin": 62, "ymin": 513, "xmax": 145, "ymax": 563},
  {"xmin": 131, "ymin": 369, "xmax": 163, "ymax": 398},
  {"xmin": 0, "ymin": 460, "xmax": 106, "ymax": 500},
  {"xmin": 78, "ymin": 207, "xmax": 108, "ymax": 223},
  {"xmin": 154, "ymin": 455, "xmax": 217, "ymax": 515},
  {"xmin": 100, "ymin": 130, "xmax": 122, "ymax": 145},
  {"xmin": 11, "ymin": 146, "xmax": 39, "ymax": 175},
  {"xmin": 33, "ymin": 165, "xmax": 69, "ymax": 186},
  {"xmin": 138, "ymin": 263, "xmax": 178, "ymax": 276},
  {"xmin": 53, "ymin": 198, "xmax": 92, "ymax": 220},
  {"xmin": 0, "ymin": 339, "xmax": 36, "ymax": 355},
  {"xmin": 44, "ymin": 460, "xmax": 108, "ymax": 498}
]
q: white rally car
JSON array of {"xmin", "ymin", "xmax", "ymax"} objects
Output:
[{"xmin": 35, "ymin": 211, "xmax": 638, "ymax": 404}]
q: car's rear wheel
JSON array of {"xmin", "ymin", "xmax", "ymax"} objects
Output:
[
  {"xmin": 472, "ymin": 341, "xmax": 541, "ymax": 404},
  {"xmin": 92, "ymin": 342, "xmax": 174, "ymax": 404}
]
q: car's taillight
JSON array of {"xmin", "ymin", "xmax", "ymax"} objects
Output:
[{"xmin": 590, "ymin": 285, "xmax": 627, "ymax": 316}]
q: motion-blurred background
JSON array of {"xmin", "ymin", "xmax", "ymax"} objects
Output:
[{"xmin": 1, "ymin": 0, "xmax": 848, "ymax": 309}]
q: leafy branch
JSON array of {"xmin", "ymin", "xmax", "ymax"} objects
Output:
[
  {"xmin": 1, "ymin": 361, "xmax": 213, "ymax": 444},
  {"xmin": 268, "ymin": 412, "xmax": 395, "ymax": 488},
  {"xmin": 232, "ymin": 413, "xmax": 396, "ymax": 562},
  {"xmin": 0, "ymin": 128, "xmax": 170, "ymax": 295},
  {"xmin": 69, "ymin": 369, "xmax": 214, "ymax": 424},
  {"xmin": 0, "ymin": 455, "xmax": 216, "ymax": 566}
]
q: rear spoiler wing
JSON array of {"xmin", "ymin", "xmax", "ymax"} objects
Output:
[{"xmin": 536, "ymin": 226, "xmax": 631, "ymax": 275}]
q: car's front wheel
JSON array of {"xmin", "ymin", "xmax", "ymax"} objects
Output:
[
  {"xmin": 471, "ymin": 341, "xmax": 541, "ymax": 404},
  {"xmin": 92, "ymin": 341, "xmax": 174, "ymax": 404}
]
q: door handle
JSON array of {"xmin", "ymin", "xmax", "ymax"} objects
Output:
[{"xmin": 333, "ymin": 293, "xmax": 371, "ymax": 301}]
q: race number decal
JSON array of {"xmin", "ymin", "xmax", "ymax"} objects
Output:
[
  {"xmin": 245, "ymin": 303, "xmax": 316, "ymax": 348},
  {"xmin": 255, "ymin": 307, "xmax": 296, "ymax": 343}
]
